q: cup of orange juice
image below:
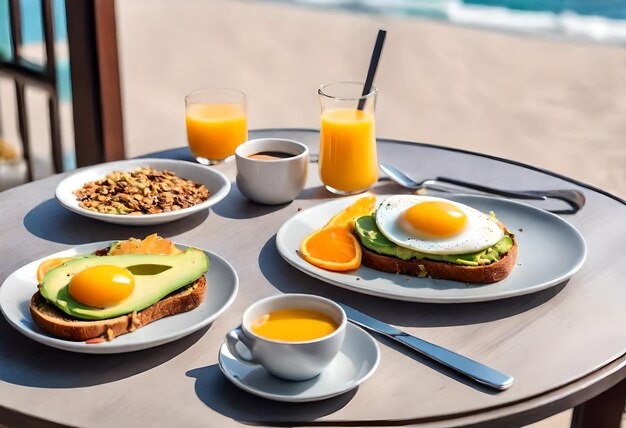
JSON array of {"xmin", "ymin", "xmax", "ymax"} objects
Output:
[
  {"xmin": 318, "ymin": 82, "xmax": 378, "ymax": 195},
  {"xmin": 185, "ymin": 88, "xmax": 248, "ymax": 165},
  {"xmin": 225, "ymin": 294, "xmax": 347, "ymax": 381}
]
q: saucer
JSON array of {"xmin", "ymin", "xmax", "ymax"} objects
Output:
[{"xmin": 218, "ymin": 323, "xmax": 380, "ymax": 402}]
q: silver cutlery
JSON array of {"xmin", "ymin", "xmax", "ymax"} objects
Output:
[
  {"xmin": 339, "ymin": 303, "xmax": 514, "ymax": 391},
  {"xmin": 379, "ymin": 163, "xmax": 585, "ymax": 214}
]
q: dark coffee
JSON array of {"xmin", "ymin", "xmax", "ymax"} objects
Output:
[{"xmin": 248, "ymin": 151, "xmax": 295, "ymax": 161}]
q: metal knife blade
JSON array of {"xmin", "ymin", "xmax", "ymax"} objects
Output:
[{"xmin": 339, "ymin": 303, "xmax": 514, "ymax": 391}]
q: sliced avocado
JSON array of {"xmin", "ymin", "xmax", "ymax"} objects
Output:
[
  {"xmin": 39, "ymin": 248, "xmax": 208, "ymax": 320},
  {"xmin": 354, "ymin": 215, "xmax": 513, "ymax": 266}
]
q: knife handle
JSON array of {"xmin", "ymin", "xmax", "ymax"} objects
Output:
[{"xmin": 394, "ymin": 334, "xmax": 514, "ymax": 390}]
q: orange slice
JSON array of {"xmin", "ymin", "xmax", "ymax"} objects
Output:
[
  {"xmin": 325, "ymin": 195, "xmax": 376, "ymax": 229},
  {"xmin": 37, "ymin": 257, "xmax": 72, "ymax": 283},
  {"xmin": 299, "ymin": 226, "xmax": 362, "ymax": 271},
  {"xmin": 108, "ymin": 233, "xmax": 181, "ymax": 255},
  {"xmin": 298, "ymin": 196, "xmax": 376, "ymax": 271}
]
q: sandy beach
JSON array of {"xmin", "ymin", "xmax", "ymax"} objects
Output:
[{"xmin": 112, "ymin": 0, "xmax": 626, "ymax": 199}]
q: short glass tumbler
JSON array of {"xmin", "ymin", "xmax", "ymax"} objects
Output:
[
  {"xmin": 318, "ymin": 82, "xmax": 378, "ymax": 195},
  {"xmin": 185, "ymin": 88, "xmax": 248, "ymax": 165}
]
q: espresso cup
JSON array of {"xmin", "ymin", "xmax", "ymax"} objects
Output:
[
  {"xmin": 235, "ymin": 138, "xmax": 309, "ymax": 205},
  {"xmin": 225, "ymin": 294, "xmax": 347, "ymax": 381}
]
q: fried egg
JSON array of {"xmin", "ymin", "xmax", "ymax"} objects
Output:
[
  {"xmin": 375, "ymin": 195, "xmax": 503, "ymax": 255},
  {"xmin": 68, "ymin": 265, "xmax": 135, "ymax": 308}
]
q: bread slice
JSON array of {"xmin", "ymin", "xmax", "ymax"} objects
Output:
[
  {"xmin": 30, "ymin": 275, "xmax": 206, "ymax": 342},
  {"xmin": 359, "ymin": 238, "xmax": 517, "ymax": 284}
]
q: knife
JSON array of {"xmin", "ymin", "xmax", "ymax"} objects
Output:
[{"xmin": 338, "ymin": 303, "xmax": 514, "ymax": 391}]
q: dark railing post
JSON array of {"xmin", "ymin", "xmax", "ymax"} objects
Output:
[
  {"xmin": 41, "ymin": 0, "xmax": 63, "ymax": 173},
  {"xmin": 94, "ymin": 0, "xmax": 125, "ymax": 162},
  {"xmin": 65, "ymin": 0, "xmax": 125, "ymax": 167},
  {"xmin": 8, "ymin": 0, "xmax": 33, "ymax": 181}
]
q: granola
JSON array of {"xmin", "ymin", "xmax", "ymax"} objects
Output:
[{"xmin": 73, "ymin": 167, "xmax": 210, "ymax": 215}]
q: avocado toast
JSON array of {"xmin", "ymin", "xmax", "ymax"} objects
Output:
[
  {"xmin": 355, "ymin": 216, "xmax": 517, "ymax": 283},
  {"xmin": 353, "ymin": 199, "xmax": 518, "ymax": 283},
  {"xmin": 30, "ymin": 238, "xmax": 209, "ymax": 342}
]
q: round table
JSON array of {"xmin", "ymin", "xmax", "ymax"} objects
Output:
[{"xmin": 0, "ymin": 129, "xmax": 625, "ymax": 427}]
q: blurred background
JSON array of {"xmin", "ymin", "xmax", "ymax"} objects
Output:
[
  {"xmin": 0, "ymin": 1, "xmax": 625, "ymax": 425},
  {"xmin": 0, "ymin": 0, "xmax": 624, "ymax": 199}
]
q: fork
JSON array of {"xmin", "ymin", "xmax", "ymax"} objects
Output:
[{"xmin": 379, "ymin": 163, "xmax": 585, "ymax": 214}]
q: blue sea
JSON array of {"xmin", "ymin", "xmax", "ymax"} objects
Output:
[
  {"xmin": 465, "ymin": 1, "xmax": 626, "ymax": 20},
  {"xmin": 0, "ymin": 0, "xmax": 625, "ymax": 104},
  {"xmin": 285, "ymin": 0, "xmax": 626, "ymax": 43},
  {"xmin": 307, "ymin": 0, "xmax": 626, "ymax": 20}
]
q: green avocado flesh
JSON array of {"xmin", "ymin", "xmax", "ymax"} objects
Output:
[
  {"xmin": 39, "ymin": 248, "xmax": 208, "ymax": 320},
  {"xmin": 354, "ymin": 215, "xmax": 513, "ymax": 266}
]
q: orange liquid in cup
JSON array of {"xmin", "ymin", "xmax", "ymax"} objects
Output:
[
  {"xmin": 251, "ymin": 309, "xmax": 338, "ymax": 342},
  {"xmin": 186, "ymin": 103, "xmax": 248, "ymax": 161},
  {"xmin": 319, "ymin": 108, "xmax": 378, "ymax": 193}
]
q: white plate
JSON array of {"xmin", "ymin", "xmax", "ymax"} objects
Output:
[
  {"xmin": 55, "ymin": 158, "xmax": 231, "ymax": 225},
  {"xmin": 0, "ymin": 241, "xmax": 239, "ymax": 353},
  {"xmin": 218, "ymin": 323, "xmax": 379, "ymax": 402},
  {"xmin": 276, "ymin": 194, "xmax": 587, "ymax": 304}
]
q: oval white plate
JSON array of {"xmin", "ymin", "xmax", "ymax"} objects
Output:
[
  {"xmin": 0, "ymin": 241, "xmax": 239, "ymax": 354},
  {"xmin": 218, "ymin": 323, "xmax": 380, "ymax": 402},
  {"xmin": 276, "ymin": 194, "xmax": 587, "ymax": 304},
  {"xmin": 55, "ymin": 158, "xmax": 231, "ymax": 225}
]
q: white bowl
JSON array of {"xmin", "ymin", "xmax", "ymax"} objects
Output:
[{"xmin": 55, "ymin": 158, "xmax": 231, "ymax": 225}]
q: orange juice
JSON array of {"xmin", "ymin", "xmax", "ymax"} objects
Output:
[
  {"xmin": 319, "ymin": 108, "xmax": 378, "ymax": 193},
  {"xmin": 251, "ymin": 309, "xmax": 338, "ymax": 342},
  {"xmin": 186, "ymin": 103, "xmax": 247, "ymax": 161}
]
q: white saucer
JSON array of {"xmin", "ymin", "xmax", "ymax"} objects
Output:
[{"xmin": 218, "ymin": 323, "xmax": 380, "ymax": 402}]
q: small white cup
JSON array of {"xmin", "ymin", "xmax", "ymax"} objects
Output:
[
  {"xmin": 235, "ymin": 138, "xmax": 309, "ymax": 205},
  {"xmin": 225, "ymin": 294, "xmax": 347, "ymax": 381}
]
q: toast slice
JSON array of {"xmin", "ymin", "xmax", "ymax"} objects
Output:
[
  {"xmin": 30, "ymin": 275, "xmax": 206, "ymax": 342},
  {"xmin": 359, "ymin": 237, "xmax": 517, "ymax": 283}
]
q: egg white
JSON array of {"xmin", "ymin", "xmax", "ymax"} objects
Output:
[{"xmin": 375, "ymin": 195, "xmax": 504, "ymax": 255}]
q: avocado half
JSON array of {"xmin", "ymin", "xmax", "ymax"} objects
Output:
[{"xmin": 39, "ymin": 248, "xmax": 208, "ymax": 320}]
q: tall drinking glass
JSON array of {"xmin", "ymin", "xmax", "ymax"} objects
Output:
[
  {"xmin": 185, "ymin": 88, "xmax": 248, "ymax": 165},
  {"xmin": 318, "ymin": 82, "xmax": 378, "ymax": 195}
]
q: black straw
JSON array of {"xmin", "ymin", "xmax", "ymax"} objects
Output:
[{"xmin": 358, "ymin": 29, "xmax": 386, "ymax": 110}]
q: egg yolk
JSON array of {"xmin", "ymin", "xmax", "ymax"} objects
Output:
[
  {"xmin": 401, "ymin": 201, "xmax": 467, "ymax": 239},
  {"xmin": 68, "ymin": 265, "xmax": 135, "ymax": 308}
]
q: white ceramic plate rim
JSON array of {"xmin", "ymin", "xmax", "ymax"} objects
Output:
[
  {"xmin": 218, "ymin": 323, "xmax": 380, "ymax": 402},
  {"xmin": 276, "ymin": 194, "xmax": 587, "ymax": 303},
  {"xmin": 54, "ymin": 158, "xmax": 231, "ymax": 225},
  {"xmin": 0, "ymin": 241, "xmax": 239, "ymax": 353}
]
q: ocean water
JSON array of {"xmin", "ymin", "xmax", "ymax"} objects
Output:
[
  {"xmin": 288, "ymin": 0, "xmax": 626, "ymax": 43},
  {"xmin": 466, "ymin": 1, "xmax": 626, "ymax": 20}
]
